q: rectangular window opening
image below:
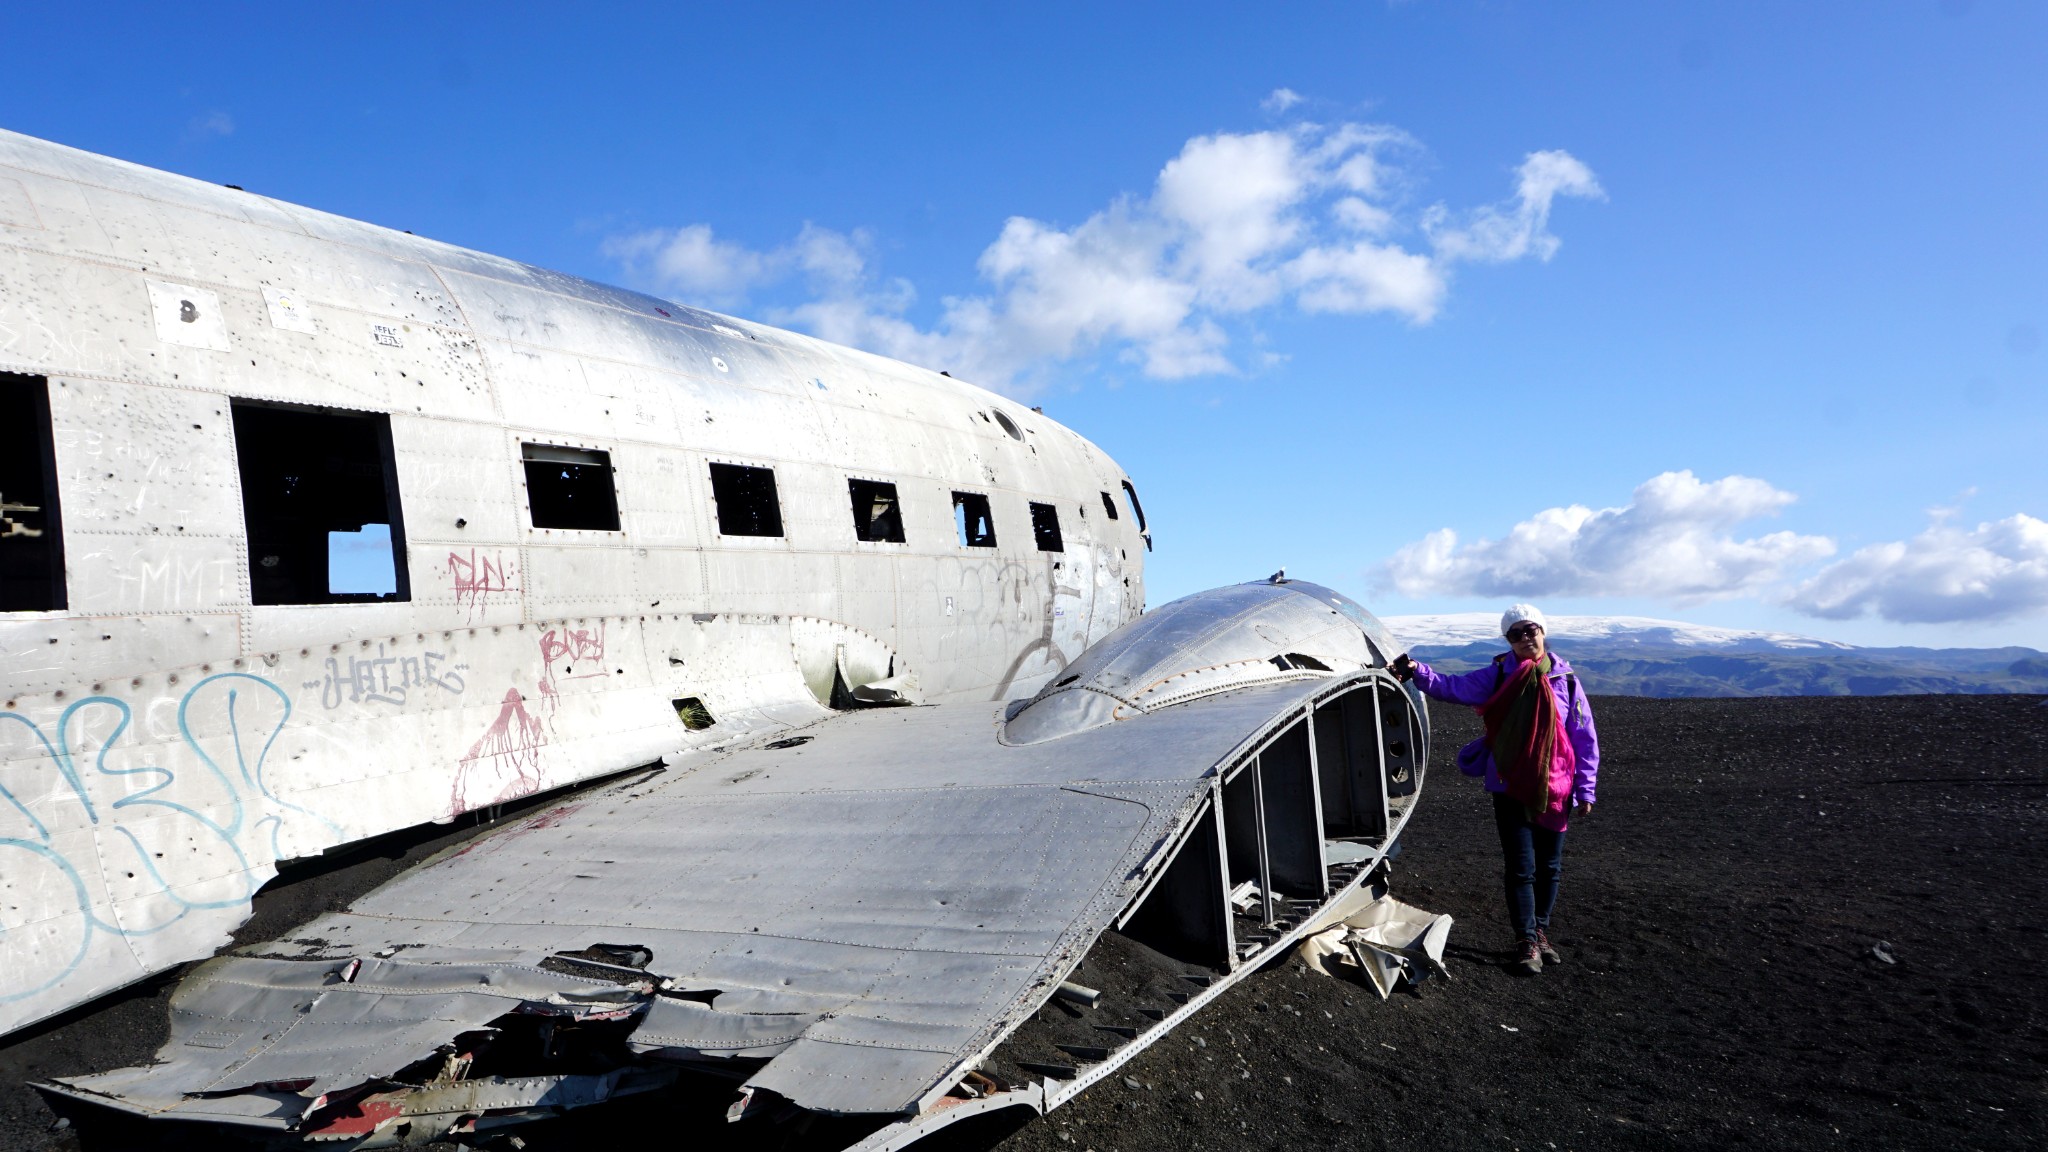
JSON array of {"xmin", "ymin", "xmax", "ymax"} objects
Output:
[
  {"xmin": 709, "ymin": 462, "xmax": 783, "ymax": 537},
  {"xmin": 1099, "ymin": 491, "xmax": 1119, "ymax": 521},
  {"xmin": 233, "ymin": 400, "xmax": 409, "ymax": 605},
  {"xmin": 1029, "ymin": 501, "xmax": 1064, "ymax": 552},
  {"xmin": 673, "ymin": 696, "xmax": 716, "ymax": 730},
  {"xmin": 848, "ymin": 478, "xmax": 905, "ymax": 543},
  {"xmin": 952, "ymin": 491, "xmax": 996, "ymax": 548},
  {"xmin": 1, "ymin": 373, "xmax": 66, "ymax": 612},
  {"xmin": 522, "ymin": 443, "xmax": 620, "ymax": 531}
]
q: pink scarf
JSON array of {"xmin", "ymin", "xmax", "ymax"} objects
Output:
[{"xmin": 1477, "ymin": 656, "xmax": 1576, "ymax": 830}]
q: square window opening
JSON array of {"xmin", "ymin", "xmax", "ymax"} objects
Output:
[
  {"xmin": 1, "ymin": 373, "xmax": 66, "ymax": 612},
  {"xmin": 523, "ymin": 444, "xmax": 620, "ymax": 531},
  {"xmin": 1029, "ymin": 501, "xmax": 1064, "ymax": 553},
  {"xmin": 1099, "ymin": 491, "xmax": 1119, "ymax": 521},
  {"xmin": 953, "ymin": 492, "xmax": 996, "ymax": 548},
  {"xmin": 848, "ymin": 478, "xmax": 905, "ymax": 543},
  {"xmin": 232, "ymin": 401, "xmax": 409, "ymax": 606},
  {"xmin": 709, "ymin": 462, "xmax": 783, "ymax": 537}
]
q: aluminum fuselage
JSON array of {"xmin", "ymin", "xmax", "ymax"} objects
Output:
[{"xmin": 0, "ymin": 129, "xmax": 1147, "ymax": 1036}]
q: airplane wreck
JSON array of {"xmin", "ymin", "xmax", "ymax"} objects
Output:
[{"xmin": 0, "ymin": 128, "xmax": 1428, "ymax": 1148}]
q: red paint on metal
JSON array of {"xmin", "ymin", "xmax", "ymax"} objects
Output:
[
  {"xmin": 302, "ymin": 1092, "xmax": 403, "ymax": 1136},
  {"xmin": 448, "ymin": 688, "xmax": 547, "ymax": 816}
]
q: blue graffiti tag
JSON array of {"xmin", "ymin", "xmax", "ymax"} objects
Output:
[{"xmin": 0, "ymin": 673, "xmax": 342, "ymax": 1004}]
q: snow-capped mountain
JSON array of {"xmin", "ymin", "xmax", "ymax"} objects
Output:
[
  {"xmin": 1381, "ymin": 613, "xmax": 1855, "ymax": 653},
  {"xmin": 1376, "ymin": 613, "xmax": 2044, "ymax": 697}
]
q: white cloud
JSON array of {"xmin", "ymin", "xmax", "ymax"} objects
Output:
[
  {"xmin": 1380, "ymin": 471, "xmax": 1835, "ymax": 602},
  {"xmin": 603, "ymin": 222, "xmax": 877, "ymax": 308},
  {"xmin": 1155, "ymin": 130, "xmax": 1304, "ymax": 308},
  {"xmin": 1287, "ymin": 239, "xmax": 1445, "ymax": 320},
  {"xmin": 184, "ymin": 111, "xmax": 234, "ymax": 141},
  {"xmin": 607, "ymin": 121, "xmax": 1600, "ymax": 393},
  {"xmin": 1786, "ymin": 512, "xmax": 2048, "ymax": 624},
  {"xmin": 1425, "ymin": 150, "xmax": 1605, "ymax": 263},
  {"xmin": 603, "ymin": 224, "xmax": 772, "ymax": 305},
  {"xmin": 1262, "ymin": 87, "xmax": 1304, "ymax": 114}
]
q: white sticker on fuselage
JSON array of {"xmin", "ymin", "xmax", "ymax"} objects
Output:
[{"xmin": 262, "ymin": 285, "xmax": 316, "ymax": 333}]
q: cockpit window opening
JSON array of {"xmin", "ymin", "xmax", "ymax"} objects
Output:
[
  {"xmin": 1, "ymin": 373, "xmax": 66, "ymax": 612},
  {"xmin": 232, "ymin": 400, "xmax": 410, "ymax": 605},
  {"xmin": 848, "ymin": 478, "xmax": 906, "ymax": 543},
  {"xmin": 522, "ymin": 443, "xmax": 620, "ymax": 531},
  {"xmin": 952, "ymin": 491, "xmax": 997, "ymax": 548},
  {"xmin": 1099, "ymin": 491, "xmax": 1119, "ymax": 521},
  {"xmin": 1120, "ymin": 479, "xmax": 1147, "ymax": 530},
  {"xmin": 708, "ymin": 462, "xmax": 783, "ymax": 537},
  {"xmin": 1029, "ymin": 502, "xmax": 1064, "ymax": 553}
]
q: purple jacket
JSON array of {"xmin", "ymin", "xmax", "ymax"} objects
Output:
[{"xmin": 1410, "ymin": 653, "xmax": 1600, "ymax": 809}]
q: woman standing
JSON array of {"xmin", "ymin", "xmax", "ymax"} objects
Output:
[{"xmin": 1392, "ymin": 604, "xmax": 1599, "ymax": 975}]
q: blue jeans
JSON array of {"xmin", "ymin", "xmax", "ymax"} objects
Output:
[{"xmin": 1492, "ymin": 792, "xmax": 1566, "ymax": 942}]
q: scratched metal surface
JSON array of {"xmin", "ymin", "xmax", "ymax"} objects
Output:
[
  {"xmin": 1003, "ymin": 578, "xmax": 1393, "ymax": 743},
  {"xmin": 53, "ymin": 677, "xmax": 1336, "ymax": 1118},
  {"xmin": 0, "ymin": 126, "xmax": 1150, "ymax": 1037}
]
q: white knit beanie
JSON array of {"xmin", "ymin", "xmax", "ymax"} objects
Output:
[{"xmin": 1500, "ymin": 603, "xmax": 1548, "ymax": 637}]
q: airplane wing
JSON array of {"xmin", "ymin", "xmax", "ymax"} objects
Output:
[{"xmin": 42, "ymin": 580, "xmax": 1428, "ymax": 1147}]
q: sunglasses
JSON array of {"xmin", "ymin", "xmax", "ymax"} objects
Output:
[{"xmin": 1506, "ymin": 624, "xmax": 1543, "ymax": 641}]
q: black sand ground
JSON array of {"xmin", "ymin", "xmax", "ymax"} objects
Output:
[
  {"xmin": 991, "ymin": 695, "xmax": 2048, "ymax": 1152},
  {"xmin": 2, "ymin": 697, "xmax": 2043, "ymax": 1151}
]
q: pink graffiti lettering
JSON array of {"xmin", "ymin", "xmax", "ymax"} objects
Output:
[
  {"xmin": 538, "ymin": 621, "xmax": 606, "ymax": 670},
  {"xmin": 448, "ymin": 549, "xmax": 518, "ymax": 617},
  {"xmin": 536, "ymin": 621, "xmax": 608, "ymax": 727}
]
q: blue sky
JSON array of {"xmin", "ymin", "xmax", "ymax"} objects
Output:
[{"xmin": 7, "ymin": 2, "xmax": 2045, "ymax": 647}]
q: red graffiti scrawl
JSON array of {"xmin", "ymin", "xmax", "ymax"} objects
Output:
[
  {"xmin": 449, "ymin": 687, "xmax": 546, "ymax": 816},
  {"xmin": 448, "ymin": 549, "xmax": 518, "ymax": 618},
  {"xmin": 536, "ymin": 621, "xmax": 608, "ymax": 726}
]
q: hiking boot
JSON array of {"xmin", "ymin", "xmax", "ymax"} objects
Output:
[
  {"xmin": 1515, "ymin": 938, "xmax": 1543, "ymax": 975},
  {"xmin": 1535, "ymin": 928, "xmax": 1561, "ymax": 966}
]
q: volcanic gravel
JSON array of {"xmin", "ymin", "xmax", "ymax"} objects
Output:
[
  {"xmin": 991, "ymin": 695, "xmax": 2048, "ymax": 1152},
  {"xmin": 2, "ymin": 697, "xmax": 2043, "ymax": 1151}
]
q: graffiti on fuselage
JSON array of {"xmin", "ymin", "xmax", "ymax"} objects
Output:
[
  {"xmin": 536, "ymin": 621, "xmax": 606, "ymax": 728},
  {"xmin": 303, "ymin": 641, "xmax": 469, "ymax": 710},
  {"xmin": 448, "ymin": 548, "xmax": 518, "ymax": 617},
  {"xmin": 0, "ymin": 674, "xmax": 340, "ymax": 1007},
  {"xmin": 449, "ymin": 687, "xmax": 548, "ymax": 817}
]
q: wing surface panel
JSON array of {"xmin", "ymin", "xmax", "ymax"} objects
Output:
[{"xmin": 52, "ymin": 683, "xmax": 1325, "ymax": 1120}]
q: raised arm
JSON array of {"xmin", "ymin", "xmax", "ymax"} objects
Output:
[{"xmin": 1401, "ymin": 658, "xmax": 1503, "ymax": 707}]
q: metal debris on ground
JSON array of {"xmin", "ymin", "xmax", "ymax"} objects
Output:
[
  {"xmin": 1227, "ymin": 880, "xmax": 1265, "ymax": 915},
  {"xmin": 1056, "ymin": 981, "xmax": 1104, "ymax": 1008},
  {"xmin": 1296, "ymin": 888, "xmax": 1454, "ymax": 1000}
]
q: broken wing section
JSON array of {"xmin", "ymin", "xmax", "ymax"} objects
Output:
[
  {"xmin": 41, "ymin": 580, "xmax": 1428, "ymax": 1147},
  {"xmin": 40, "ymin": 721, "xmax": 1218, "ymax": 1135}
]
